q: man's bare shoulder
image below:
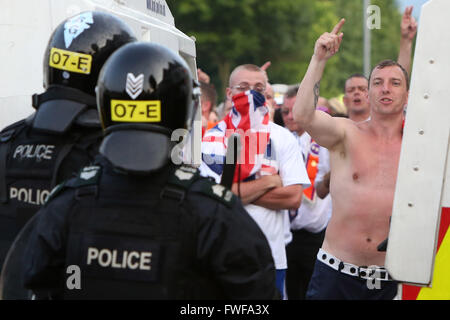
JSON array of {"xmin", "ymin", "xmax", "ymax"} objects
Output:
[
  {"xmin": 339, "ymin": 117, "xmax": 371, "ymax": 135},
  {"xmin": 324, "ymin": 117, "xmax": 369, "ymax": 153},
  {"xmin": 332, "ymin": 116, "xmax": 362, "ymax": 136}
]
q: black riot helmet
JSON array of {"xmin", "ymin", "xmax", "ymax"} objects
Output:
[
  {"xmin": 31, "ymin": 11, "xmax": 137, "ymax": 133},
  {"xmin": 43, "ymin": 11, "xmax": 137, "ymax": 96},
  {"xmin": 96, "ymin": 42, "xmax": 199, "ymax": 174},
  {"xmin": 97, "ymin": 42, "xmax": 197, "ymax": 131}
]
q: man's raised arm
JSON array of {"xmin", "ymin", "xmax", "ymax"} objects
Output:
[
  {"xmin": 293, "ymin": 19, "xmax": 347, "ymax": 149},
  {"xmin": 397, "ymin": 6, "xmax": 417, "ymax": 78}
]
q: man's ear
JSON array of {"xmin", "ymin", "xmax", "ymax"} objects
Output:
[{"xmin": 226, "ymin": 87, "xmax": 232, "ymax": 101}]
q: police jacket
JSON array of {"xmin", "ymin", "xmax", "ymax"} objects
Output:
[
  {"xmin": 0, "ymin": 87, "xmax": 103, "ymax": 271},
  {"xmin": 23, "ymin": 156, "xmax": 279, "ymax": 300}
]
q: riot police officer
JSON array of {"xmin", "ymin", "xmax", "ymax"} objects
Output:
[
  {"xmin": 22, "ymin": 42, "xmax": 279, "ymax": 299},
  {"xmin": 0, "ymin": 11, "xmax": 137, "ymax": 271}
]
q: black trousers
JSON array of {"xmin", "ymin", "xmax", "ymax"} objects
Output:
[
  {"xmin": 305, "ymin": 259, "xmax": 398, "ymax": 300},
  {"xmin": 286, "ymin": 228, "xmax": 326, "ymax": 300}
]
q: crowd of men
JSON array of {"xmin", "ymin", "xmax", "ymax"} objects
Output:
[
  {"xmin": 200, "ymin": 6, "xmax": 416, "ymax": 300},
  {"xmin": 0, "ymin": 6, "xmax": 418, "ymax": 300}
]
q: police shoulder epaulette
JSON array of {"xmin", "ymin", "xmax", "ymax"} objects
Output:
[
  {"xmin": 44, "ymin": 166, "xmax": 101, "ymax": 205},
  {"xmin": 167, "ymin": 165, "xmax": 200, "ymax": 189},
  {"xmin": 0, "ymin": 119, "xmax": 26, "ymax": 134},
  {"xmin": 192, "ymin": 178, "xmax": 236, "ymax": 208},
  {"xmin": 67, "ymin": 165, "xmax": 102, "ymax": 188},
  {"xmin": 0, "ymin": 119, "xmax": 26, "ymax": 143}
]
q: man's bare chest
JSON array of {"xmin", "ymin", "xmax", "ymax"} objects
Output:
[{"xmin": 343, "ymin": 136, "xmax": 401, "ymax": 188}]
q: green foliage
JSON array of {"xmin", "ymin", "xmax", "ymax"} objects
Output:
[
  {"xmin": 168, "ymin": 0, "xmax": 403, "ymax": 100},
  {"xmin": 371, "ymin": 0, "xmax": 403, "ymax": 65}
]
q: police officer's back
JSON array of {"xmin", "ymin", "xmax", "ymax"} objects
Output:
[
  {"xmin": 23, "ymin": 42, "xmax": 279, "ymax": 299},
  {"xmin": 0, "ymin": 12, "xmax": 137, "ymax": 271}
]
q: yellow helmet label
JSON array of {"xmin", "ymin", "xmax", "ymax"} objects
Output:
[
  {"xmin": 49, "ymin": 47, "xmax": 92, "ymax": 74},
  {"xmin": 110, "ymin": 100, "xmax": 161, "ymax": 122}
]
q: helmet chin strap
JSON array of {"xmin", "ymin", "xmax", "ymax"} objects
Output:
[
  {"xmin": 30, "ymin": 85, "xmax": 99, "ymax": 134},
  {"xmin": 32, "ymin": 85, "xmax": 96, "ymax": 110}
]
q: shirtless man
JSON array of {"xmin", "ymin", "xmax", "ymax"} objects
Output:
[{"xmin": 293, "ymin": 19, "xmax": 409, "ymax": 300}]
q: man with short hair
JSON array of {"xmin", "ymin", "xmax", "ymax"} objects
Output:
[
  {"xmin": 342, "ymin": 6, "xmax": 416, "ymax": 124},
  {"xmin": 293, "ymin": 19, "xmax": 408, "ymax": 300},
  {"xmin": 343, "ymin": 74, "xmax": 370, "ymax": 122},
  {"xmin": 201, "ymin": 64, "xmax": 310, "ymax": 298}
]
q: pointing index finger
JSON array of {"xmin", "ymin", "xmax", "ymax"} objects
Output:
[
  {"xmin": 331, "ymin": 18, "xmax": 345, "ymax": 35},
  {"xmin": 260, "ymin": 61, "xmax": 271, "ymax": 71}
]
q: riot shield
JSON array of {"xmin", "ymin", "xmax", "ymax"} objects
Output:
[{"xmin": 385, "ymin": 0, "xmax": 450, "ymax": 299}]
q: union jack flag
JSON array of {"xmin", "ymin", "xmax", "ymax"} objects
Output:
[{"xmin": 202, "ymin": 90, "xmax": 277, "ymax": 183}]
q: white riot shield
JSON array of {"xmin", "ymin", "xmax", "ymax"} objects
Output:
[{"xmin": 386, "ymin": 0, "xmax": 450, "ymax": 292}]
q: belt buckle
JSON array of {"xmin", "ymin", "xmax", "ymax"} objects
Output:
[
  {"xmin": 377, "ymin": 269, "xmax": 390, "ymax": 281},
  {"xmin": 360, "ymin": 266, "xmax": 389, "ymax": 281}
]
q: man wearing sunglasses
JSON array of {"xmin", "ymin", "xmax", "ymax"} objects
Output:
[{"xmin": 201, "ymin": 64, "xmax": 310, "ymax": 298}]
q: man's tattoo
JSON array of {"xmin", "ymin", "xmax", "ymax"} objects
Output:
[{"xmin": 313, "ymin": 81, "xmax": 320, "ymax": 108}]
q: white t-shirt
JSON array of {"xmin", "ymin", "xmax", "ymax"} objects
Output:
[
  {"xmin": 200, "ymin": 122, "xmax": 310, "ymax": 269},
  {"xmin": 290, "ymin": 132, "xmax": 332, "ymax": 233}
]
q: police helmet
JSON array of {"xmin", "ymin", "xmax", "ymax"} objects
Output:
[
  {"xmin": 43, "ymin": 11, "xmax": 137, "ymax": 96},
  {"xmin": 96, "ymin": 42, "xmax": 198, "ymax": 174},
  {"xmin": 97, "ymin": 42, "xmax": 197, "ymax": 131}
]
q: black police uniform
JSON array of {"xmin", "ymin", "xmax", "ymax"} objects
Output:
[
  {"xmin": 0, "ymin": 11, "xmax": 136, "ymax": 272},
  {"xmin": 22, "ymin": 41, "xmax": 279, "ymax": 299},
  {"xmin": 0, "ymin": 99, "xmax": 102, "ymax": 271},
  {"xmin": 23, "ymin": 157, "xmax": 279, "ymax": 299}
]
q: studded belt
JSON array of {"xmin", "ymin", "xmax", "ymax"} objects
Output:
[{"xmin": 317, "ymin": 248, "xmax": 393, "ymax": 281}]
